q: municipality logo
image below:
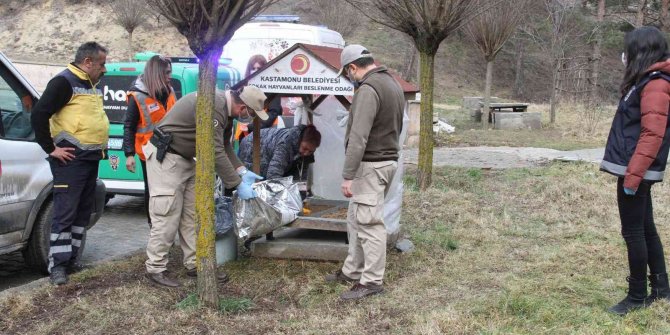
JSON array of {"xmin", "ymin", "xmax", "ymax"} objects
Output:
[
  {"xmin": 290, "ymin": 54, "xmax": 310, "ymax": 75},
  {"xmin": 110, "ymin": 155, "xmax": 119, "ymax": 171}
]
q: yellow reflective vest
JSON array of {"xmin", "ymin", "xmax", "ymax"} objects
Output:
[{"xmin": 49, "ymin": 64, "xmax": 109, "ymax": 152}]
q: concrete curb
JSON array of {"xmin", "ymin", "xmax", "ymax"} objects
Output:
[{"xmin": 0, "ymin": 247, "xmax": 145, "ymax": 301}]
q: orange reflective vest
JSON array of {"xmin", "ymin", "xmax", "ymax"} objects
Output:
[
  {"xmin": 233, "ymin": 113, "xmax": 280, "ymax": 141},
  {"xmin": 128, "ymin": 90, "xmax": 176, "ymax": 160}
]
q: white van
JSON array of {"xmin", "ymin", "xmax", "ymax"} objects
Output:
[{"xmin": 222, "ymin": 16, "xmax": 345, "ymax": 75}]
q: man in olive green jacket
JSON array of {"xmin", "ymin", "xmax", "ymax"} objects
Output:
[
  {"xmin": 143, "ymin": 86, "xmax": 267, "ymax": 288},
  {"xmin": 325, "ymin": 45, "xmax": 405, "ymax": 300}
]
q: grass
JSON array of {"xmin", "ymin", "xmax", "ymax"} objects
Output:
[
  {"xmin": 4, "ymin": 162, "xmax": 670, "ymax": 334},
  {"xmin": 434, "ymin": 102, "xmax": 612, "ymax": 151},
  {"xmin": 176, "ymin": 293, "xmax": 254, "ymax": 313}
]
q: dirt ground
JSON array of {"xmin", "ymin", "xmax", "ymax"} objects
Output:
[{"xmin": 6, "ymin": 163, "xmax": 670, "ymax": 334}]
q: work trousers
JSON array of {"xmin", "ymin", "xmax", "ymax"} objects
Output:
[
  {"xmin": 143, "ymin": 143, "xmax": 197, "ymax": 274},
  {"xmin": 617, "ymin": 177, "xmax": 667, "ymax": 281},
  {"xmin": 140, "ymin": 159, "xmax": 150, "ymax": 225},
  {"xmin": 342, "ymin": 161, "xmax": 397, "ymax": 286},
  {"xmin": 48, "ymin": 157, "xmax": 98, "ymax": 272}
]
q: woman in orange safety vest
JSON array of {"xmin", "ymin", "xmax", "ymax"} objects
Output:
[{"xmin": 122, "ymin": 55, "xmax": 176, "ymax": 227}]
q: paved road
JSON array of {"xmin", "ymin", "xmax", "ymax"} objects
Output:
[
  {"xmin": 0, "ymin": 195, "xmax": 147, "ymax": 292},
  {"xmin": 1, "ymin": 147, "xmax": 605, "ymax": 293}
]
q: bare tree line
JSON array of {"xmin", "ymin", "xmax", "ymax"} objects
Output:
[
  {"xmin": 55, "ymin": 0, "xmax": 670, "ymax": 186},
  {"xmin": 466, "ymin": 0, "xmax": 527, "ymax": 128}
]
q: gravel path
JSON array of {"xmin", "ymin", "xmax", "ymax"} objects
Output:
[{"xmin": 404, "ymin": 146, "xmax": 604, "ymax": 169}]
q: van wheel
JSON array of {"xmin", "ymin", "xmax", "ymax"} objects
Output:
[
  {"xmin": 104, "ymin": 193, "xmax": 115, "ymax": 206},
  {"xmin": 22, "ymin": 199, "xmax": 88, "ymax": 274},
  {"xmin": 23, "ymin": 199, "xmax": 52, "ymax": 274}
]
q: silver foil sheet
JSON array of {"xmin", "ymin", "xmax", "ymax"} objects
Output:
[{"xmin": 234, "ymin": 177, "xmax": 303, "ymax": 240}]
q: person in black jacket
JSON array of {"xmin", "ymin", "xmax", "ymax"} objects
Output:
[
  {"xmin": 601, "ymin": 26, "xmax": 670, "ymax": 315},
  {"xmin": 122, "ymin": 55, "xmax": 175, "ymax": 227},
  {"xmin": 30, "ymin": 42, "xmax": 109, "ymax": 286},
  {"xmin": 238, "ymin": 124, "xmax": 321, "ymax": 181}
]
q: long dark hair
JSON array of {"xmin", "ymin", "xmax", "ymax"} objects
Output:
[
  {"xmin": 245, "ymin": 54, "xmax": 267, "ymax": 78},
  {"xmin": 620, "ymin": 26, "xmax": 670, "ymax": 95}
]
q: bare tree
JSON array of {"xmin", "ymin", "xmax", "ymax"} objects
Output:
[
  {"xmin": 403, "ymin": 43, "xmax": 418, "ymax": 83},
  {"xmin": 661, "ymin": 0, "xmax": 669, "ymax": 31},
  {"xmin": 304, "ymin": 0, "xmax": 361, "ymax": 39},
  {"xmin": 518, "ymin": 1, "xmax": 584, "ymax": 123},
  {"xmin": 512, "ymin": 29, "xmax": 527, "ymax": 99},
  {"xmin": 466, "ymin": 0, "xmax": 527, "ymax": 129},
  {"xmin": 590, "ymin": 0, "xmax": 605, "ymax": 104},
  {"xmin": 545, "ymin": 0, "xmax": 583, "ymax": 123},
  {"xmin": 345, "ymin": 0, "xmax": 485, "ymax": 190},
  {"xmin": 146, "ymin": 0, "xmax": 278, "ymax": 309},
  {"xmin": 109, "ymin": 0, "xmax": 147, "ymax": 60},
  {"xmin": 637, "ymin": 0, "xmax": 648, "ymax": 25}
]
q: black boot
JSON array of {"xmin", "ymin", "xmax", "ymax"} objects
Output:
[
  {"xmin": 608, "ymin": 277, "xmax": 648, "ymax": 316},
  {"xmin": 49, "ymin": 266, "xmax": 68, "ymax": 286},
  {"xmin": 647, "ymin": 273, "xmax": 670, "ymax": 303}
]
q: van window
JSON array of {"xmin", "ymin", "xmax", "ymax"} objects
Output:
[
  {"xmin": 100, "ymin": 76, "xmax": 182, "ymax": 123},
  {"xmin": 0, "ymin": 64, "xmax": 34, "ymax": 140}
]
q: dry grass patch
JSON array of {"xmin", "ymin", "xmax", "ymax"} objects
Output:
[
  {"xmin": 435, "ymin": 103, "xmax": 612, "ymax": 150},
  {"xmin": 4, "ymin": 163, "xmax": 670, "ymax": 333}
]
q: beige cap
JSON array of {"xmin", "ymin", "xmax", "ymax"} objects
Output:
[
  {"xmin": 239, "ymin": 85, "xmax": 268, "ymax": 120},
  {"xmin": 337, "ymin": 44, "xmax": 373, "ymax": 77}
]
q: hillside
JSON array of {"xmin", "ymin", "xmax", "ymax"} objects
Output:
[
  {"xmin": 0, "ymin": 0, "xmax": 625, "ymax": 105},
  {"xmin": 0, "ymin": 0, "xmax": 193, "ymax": 62}
]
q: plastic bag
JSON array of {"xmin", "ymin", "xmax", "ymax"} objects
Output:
[
  {"xmin": 234, "ymin": 177, "xmax": 303, "ymax": 240},
  {"xmin": 215, "ymin": 195, "xmax": 234, "ymax": 238}
]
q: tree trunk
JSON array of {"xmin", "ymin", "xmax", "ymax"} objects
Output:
[
  {"xmin": 128, "ymin": 30, "xmax": 134, "ymax": 61},
  {"xmin": 550, "ymin": 59, "xmax": 559, "ymax": 124},
  {"xmin": 404, "ymin": 42, "xmax": 417, "ymax": 82},
  {"xmin": 636, "ymin": 0, "xmax": 647, "ymax": 27},
  {"xmin": 481, "ymin": 60, "xmax": 493, "ymax": 129},
  {"xmin": 417, "ymin": 51, "xmax": 434, "ymax": 190},
  {"xmin": 590, "ymin": 0, "xmax": 605, "ymax": 105},
  {"xmin": 662, "ymin": 0, "xmax": 669, "ymax": 32},
  {"xmin": 195, "ymin": 47, "xmax": 221, "ymax": 309},
  {"xmin": 549, "ymin": 0, "xmax": 561, "ymax": 124},
  {"xmin": 513, "ymin": 37, "xmax": 525, "ymax": 99}
]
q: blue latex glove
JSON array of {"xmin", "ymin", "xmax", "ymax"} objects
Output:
[
  {"xmin": 624, "ymin": 188, "xmax": 636, "ymax": 196},
  {"xmin": 241, "ymin": 170, "xmax": 264, "ymax": 185},
  {"xmin": 236, "ymin": 182, "xmax": 257, "ymax": 200}
]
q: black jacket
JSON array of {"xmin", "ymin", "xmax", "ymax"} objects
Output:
[
  {"xmin": 238, "ymin": 125, "xmax": 312, "ymax": 179},
  {"xmin": 248, "ymin": 95, "xmax": 282, "ymax": 132},
  {"xmin": 601, "ymin": 70, "xmax": 670, "ymax": 188}
]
